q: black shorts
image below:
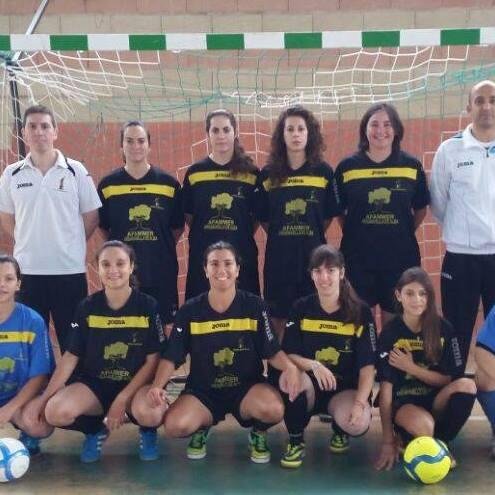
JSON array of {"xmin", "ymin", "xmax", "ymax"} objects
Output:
[
  {"xmin": 346, "ymin": 264, "xmax": 412, "ymax": 313},
  {"xmin": 392, "ymin": 391, "xmax": 438, "ymax": 419},
  {"xmin": 140, "ymin": 284, "xmax": 177, "ymax": 324},
  {"xmin": 68, "ymin": 374, "xmax": 126, "ymax": 414},
  {"xmin": 182, "ymin": 382, "xmax": 262, "ymax": 427}
]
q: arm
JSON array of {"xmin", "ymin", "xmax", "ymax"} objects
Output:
[
  {"xmin": 375, "ymin": 381, "xmax": 399, "ymax": 471},
  {"xmin": 287, "ymin": 353, "xmax": 337, "ymax": 391},
  {"xmin": 99, "ymin": 227, "xmax": 109, "ymax": 241},
  {"xmin": 147, "ymin": 358, "xmax": 176, "ymax": 407},
  {"xmin": 82, "ymin": 209, "xmax": 99, "ymax": 239},
  {"xmin": 0, "ymin": 212, "xmax": 15, "ymax": 241},
  {"xmin": 105, "ymin": 353, "xmax": 160, "ymax": 431},
  {"xmin": 429, "ymin": 145, "xmax": 450, "ymax": 225},
  {"xmin": 268, "ymin": 350, "xmax": 300, "ymax": 401},
  {"xmin": 337, "ymin": 214, "xmax": 345, "ymax": 231},
  {"xmin": 413, "ymin": 207, "xmax": 427, "ymax": 231},
  {"xmin": 348, "ymin": 365, "xmax": 375, "ymax": 426},
  {"xmin": 0, "ymin": 375, "xmax": 48, "ymax": 426},
  {"xmin": 172, "ymin": 227, "xmax": 184, "ymax": 244},
  {"xmin": 388, "ymin": 348, "xmax": 451, "ymax": 388}
]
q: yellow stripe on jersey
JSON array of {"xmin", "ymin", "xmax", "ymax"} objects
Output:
[
  {"xmin": 342, "ymin": 167, "xmax": 417, "ymax": 183},
  {"xmin": 188, "ymin": 171, "xmax": 257, "ymax": 186},
  {"xmin": 0, "ymin": 331, "xmax": 36, "ymax": 343},
  {"xmin": 87, "ymin": 315, "xmax": 149, "ymax": 329},
  {"xmin": 190, "ymin": 318, "xmax": 258, "ymax": 335},
  {"xmin": 394, "ymin": 337, "xmax": 444, "ymax": 352},
  {"xmin": 101, "ymin": 184, "xmax": 175, "ymax": 199},
  {"xmin": 300, "ymin": 319, "xmax": 363, "ymax": 337},
  {"xmin": 263, "ymin": 176, "xmax": 328, "ymax": 191}
]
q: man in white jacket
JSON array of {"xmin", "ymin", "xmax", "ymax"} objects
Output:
[
  {"xmin": 430, "ymin": 80, "xmax": 495, "ymax": 370},
  {"xmin": 0, "ymin": 105, "xmax": 101, "ymax": 353}
]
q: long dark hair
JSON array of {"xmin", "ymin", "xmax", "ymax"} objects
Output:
[
  {"xmin": 205, "ymin": 109, "xmax": 256, "ymax": 175},
  {"xmin": 267, "ymin": 105, "xmax": 325, "ymax": 186},
  {"xmin": 358, "ymin": 102, "xmax": 404, "ymax": 154},
  {"xmin": 308, "ymin": 244, "xmax": 363, "ymax": 326},
  {"xmin": 95, "ymin": 240, "xmax": 139, "ymax": 288},
  {"xmin": 395, "ymin": 267, "xmax": 442, "ymax": 364}
]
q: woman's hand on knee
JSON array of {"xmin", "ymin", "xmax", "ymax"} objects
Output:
[
  {"xmin": 312, "ymin": 362, "xmax": 336, "ymax": 391},
  {"xmin": 105, "ymin": 396, "xmax": 128, "ymax": 431},
  {"xmin": 147, "ymin": 386, "xmax": 168, "ymax": 408}
]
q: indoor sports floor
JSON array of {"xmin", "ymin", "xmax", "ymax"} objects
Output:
[{"xmin": 2, "ymin": 405, "xmax": 494, "ymax": 495}]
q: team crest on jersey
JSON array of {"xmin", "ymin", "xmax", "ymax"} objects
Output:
[
  {"xmin": 204, "ymin": 193, "xmax": 238, "ymax": 231},
  {"xmin": 212, "ymin": 347, "xmax": 240, "ymax": 389},
  {"xmin": 278, "ymin": 198, "xmax": 314, "ymax": 237},
  {"xmin": 362, "ymin": 187, "xmax": 399, "ymax": 225},
  {"xmin": 315, "ymin": 346, "xmax": 340, "ymax": 366},
  {"xmin": 124, "ymin": 204, "xmax": 158, "ymax": 242}
]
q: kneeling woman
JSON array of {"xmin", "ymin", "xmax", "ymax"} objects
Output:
[
  {"xmin": 147, "ymin": 241, "xmax": 299, "ymax": 463},
  {"xmin": 34, "ymin": 241, "xmax": 166, "ymax": 463},
  {"xmin": 375, "ymin": 267, "xmax": 476, "ymax": 471},
  {"xmin": 275, "ymin": 245, "xmax": 376, "ymax": 469},
  {"xmin": 0, "ymin": 255, "xmax": 54, "ymax": 454}
]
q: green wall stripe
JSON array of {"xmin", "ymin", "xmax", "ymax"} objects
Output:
[
  {"xmin": 284, "ymin": 32, "xmax": 322, "ymax": 49},
  {"xmin": 49, "ymin": 35, "xmax": 88, "ymax": 51},
  {"xmin": 206, "ymin": 34, "xmax": 244, "ymax": 50},
  {"xmin": 362, "ymin": 31, "xmax": 400, "ymax": 47},
  {"xmin": 441, "ymin": 29, "xmax": 480, "ymax": 46},
  {"xmin": 129, "ymin": 35, "xmax": 166, "ymax": 50}
]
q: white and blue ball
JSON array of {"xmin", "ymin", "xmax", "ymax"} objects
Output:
[
  {"xmin": 0, "ymin": 438, "xmax": 30, "ymax": 482},
  {"xmin": 403, "ymin": 436, "xmax": 451, "ymax": 484}
]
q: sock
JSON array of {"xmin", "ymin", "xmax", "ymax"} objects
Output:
[
  {"xmin": 434, "ymin": 392, "xmax": 476, "ymax": 442},
  {"xmin": 477, "ymin": 390, "xmax": 495, "ymax": 433},
  {"xmin": 332, "ymin": 420, "xmax": 346, "ymax": 436},
  {"xmin": 283, "ymin": 391, "xmax": 311, "ymax": 436},
  {"xmin": 252, "ymin": 420, "xmax": 274, "ymax": 433},
  {"xmin": 139, "ymin": 426, "xmax": 157, "ymax": 433},
  {"xmin": 60, "ymin": 415, "xmax": 105, "ymax": 435},
  {"xmin": 289, "ymin": 432, "xmax": 304, "ymax": 446}
]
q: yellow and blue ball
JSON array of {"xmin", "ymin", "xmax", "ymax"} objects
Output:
[{"xmin": 403, "ymin": 436, "xmax": 451, "ymax": 484}]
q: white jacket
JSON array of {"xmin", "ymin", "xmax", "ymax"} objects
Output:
[{"xmin": 430, "ymin": 124, "xmax": 495, "ymax": 254}]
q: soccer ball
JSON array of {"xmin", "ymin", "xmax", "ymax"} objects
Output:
[
  {"xmin": 0, "ymin": 438, "xmax": 30, "ymax": 482},
  {"xmin": 403, "ymin": 436, "xmax": 451, "ymax": 484}
]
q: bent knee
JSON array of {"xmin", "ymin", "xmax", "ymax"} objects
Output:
[
  {"xmin": 163, "ymin": 415, "xmax": 196, "ymax": 438},
  {"xmin": 45, "ymin": 399, "xmax": 75, "ymax": 426},
  {"xmin": 451, "ymin": 377, "xmax": 477, "ymax": 395}
]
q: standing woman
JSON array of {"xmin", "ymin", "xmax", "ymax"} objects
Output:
[
  {"xmin": 335, "ymin": 103, "xmax": 429, "ymax": 326},
  {"xmin": 98, "ymin": 120, "xmax": 184, "ymax": 325},
  {"xmin": 275, "ymin": 245, "xmax": 376, "ymax": 468},
  {"xmin": 0, "ymin": 255, "xmax": 54, "ymax": 454},
  {"xmin": 256, "ymin": 106, "xmax": 340, "ymax": 338},
  {"xmin": 32, "ymin": 241, "xmax": 166, "ymax": 463},
  {"xmin": 146, "ymin": 241, "xmax": 299, "ymax": 464},
  {"xmin": 182, "ymin": 109, "xmax": 260, "ymax": 300},
  {"xmin": 375, "ymin": 267, "xmax": 476, "ymax": 470}
]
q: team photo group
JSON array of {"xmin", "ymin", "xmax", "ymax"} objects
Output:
[{"xmin": 1, "ymin": 77, "xmax": 495, "ymax": 477}]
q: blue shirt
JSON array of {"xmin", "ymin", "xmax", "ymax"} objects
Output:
[{"xmin": 0, "ymin": 303, "xmax": 54, "ymax": 403}]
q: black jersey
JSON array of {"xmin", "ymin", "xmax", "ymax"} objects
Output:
[
  {"xmin": 283, "ymin": 294, "xmax": 376, "ymax": 389},
  {"xmin": 98, "ymin": 166, "xmax": 184, "ymax": 288},
  {"xmin": 162, "ymin": 290, "xmax": 280, "ymax": 391},
  {"xmin": 182, "ymin": 157, "xmax": 260, "ymax": 299},
  {"xmin": 66, "ymin": 290, "xmax": 165, "ymax": 383},
  {"xmin": 377, "ymin": 316, "xmax": 463, "ymax": 402},
  {"xmin": 334, "ymin": 150, "xmax": 429, "ymax": 269},
  {"xmin": 255, "ymin": 162, "xmax": 341, "ymax": 307}
]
